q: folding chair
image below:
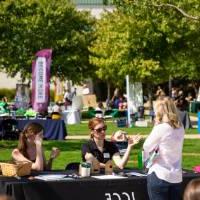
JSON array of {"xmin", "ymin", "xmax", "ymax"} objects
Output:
[{"xmin": 65, "ymin": 162, "xmax": 80, "ymax": 171}]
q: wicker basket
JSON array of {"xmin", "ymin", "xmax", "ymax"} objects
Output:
[{"xmin": 0, "ymin": 161, "xmax": 32, "ymax": 177}]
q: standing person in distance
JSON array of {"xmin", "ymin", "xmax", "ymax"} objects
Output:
[{"xmin": 143, "ymin": 97, "xmax": 184, "ymax": 200}]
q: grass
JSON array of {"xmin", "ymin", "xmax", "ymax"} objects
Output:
[
  {"xmin": 0, "ymin": 119, "xmax": 199, "ymax": 171},
  {"xmin": 67, "ymin": 121, "xmax": 199, "ymax": 135},
  {"xmin": 0, "ymin": 138, "xmax": 200, "ymax": 171}
]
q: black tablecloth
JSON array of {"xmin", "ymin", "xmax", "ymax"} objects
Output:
[
  {"xmin": 0, "ymin": 119, "xmax": 67, "ymax": 140},
  {"xmin": 0, "ymin": 170, "xmax": 199, "ymax": 200}
]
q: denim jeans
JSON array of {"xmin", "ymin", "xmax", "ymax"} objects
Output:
[{"xmin": 147, "ymin": 172, "xmax": 181, "ymax": 200}]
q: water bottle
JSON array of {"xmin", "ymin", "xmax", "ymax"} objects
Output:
[{"xmin": 137, "ymin": 149, "xmax": 144, "ymax": 170}]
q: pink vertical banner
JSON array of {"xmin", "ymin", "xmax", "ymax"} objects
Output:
[{"xmin": 32, "ymin": 49, "xmax": 52, "ymax": 112}]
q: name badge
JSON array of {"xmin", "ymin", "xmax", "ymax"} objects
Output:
[{"xmin": 103, "ymin": 153, "xmax": 110, "ymax": 159}]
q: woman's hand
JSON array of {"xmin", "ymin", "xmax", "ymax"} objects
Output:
[
  {"xmin": 34, "ymin": 134, "xmax": 43, "ymax": 146},
  {"xmin": 128, "ymin": 135, "xmax": 142, "ymax": 148},
  {"xmin": 50, "ymin": 147, "xmax": 60, "ymax": 159}
]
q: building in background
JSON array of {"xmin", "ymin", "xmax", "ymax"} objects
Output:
[{"xmin": 72, "ymin": 0, "xmax": 114, "ymax": 18}]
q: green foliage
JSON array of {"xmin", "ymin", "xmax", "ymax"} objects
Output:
[
  {"xmin": 0, "ymin": 0, "xmax": 96, "ymax": 83},
  {"xmin": 0, "ymin": 88, "xmax": 16, "ymax": 101},
  {"xmin": 91, "ymin": 0, "xmax": 200, "ymax": 86}
]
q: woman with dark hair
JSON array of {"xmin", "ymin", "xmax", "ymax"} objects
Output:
[
  {"xmin": 82, "ymin": 118, "xmax": 141, "ymax": 169},
  {"xmin": 12, "ymin": 122, "xmax": 60, "ymax": 171},
  {"xmin": 143, "ymin": 97, "xmax": 184, "ymax": 200},
  {"xmin": 184, "ymin": 178, "xmax": 200, "ymax": 200}
]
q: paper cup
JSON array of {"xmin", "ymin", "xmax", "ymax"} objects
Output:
[{"xmin": 81, "ymin": 166, "xmax": 91, "ymax": 177}]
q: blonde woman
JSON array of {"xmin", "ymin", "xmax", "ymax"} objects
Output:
[
  {"xmin": 143, "ymin": 97, "xmax": 184, "ymax": 200},
  {"xmin": 12, "ymin": 122, "xmax": 60, "ymax": 171}
]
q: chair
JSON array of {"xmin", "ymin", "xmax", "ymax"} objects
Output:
[
  {"xmin": 95, "ymin": 110, "xmax": 103, "ymax": 118},
  {"xmin": 65, "ymin": 162, "xmax": 80, "ymax": 171},
  {"xmin": 115, "ymin": 141, "xmax": 128, "ymax": 156},
  {"xmin": 116, "ymin": 118, "xmax": 127, "ymax": 127},
  {"xmin": 1, "ymin": 118, "xmax": 20, "ymax": 140}
]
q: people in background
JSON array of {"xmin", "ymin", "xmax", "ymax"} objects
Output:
[
  {"xmin": 185, "ymin": 93, "xmax": 193, "ymax": 102},
  {"xmin": 82, "ymin": 84, "xmax": 90, "ymax": 95},
  {"xmin": 64, "ymin": 89, "xmax": 72, "ymax": 109},
  {"xmin": 118, "ymin": 96, "xmax": 127, "ymax": 110},
  {"xmin": 71, "ymin": 87, "xmax": 77, "ymax": 98},
  {"xmin": 12, "ymin": 122, "xmax": 60, "ymax": 171},
  {"xmin": 175, "ymin": 94, "xmax": 189, "ymax": 111},
  {"xmin": 143, "ymin": 97, "xmax": 184, "ymax": 200},
  {"xmin": 95, "ymin": 102, "xmax": 104, "ymax": 118},
  {"xmin": 52, "ymin": 101, "xmax": 62, "ymax": 113},
  {"xmin": 183, "ymin": 178, "xmax": 200, "ymax": 200},
  {"xmin": 0, "ymin": 96, "xmax": 9, "ymax": 113},
  {"xmin": 110, "ymin": 88, "xmax": 121, "ymax": 109},
  {"xmin": 51, "ymin": 101, "xmax": 62, "ymax": 119},
  {"xmin": 155, "ymin": 86, "xmax": 165, "ymax": 100},
  {"xmin": 171, "ymin": 87, "xmax": 178, "ymax": 100},
  {"xmin": 82, "ymin": 118, "xmax": 141, "ymax": 169}
]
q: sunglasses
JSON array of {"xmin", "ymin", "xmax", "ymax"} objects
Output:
[{"xmin": 93, "ymin": 125, "xmax": 107, "ymax": 133}]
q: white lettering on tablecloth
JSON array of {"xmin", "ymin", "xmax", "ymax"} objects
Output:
[{"xmin": 105, "ymin": 192, "xmax": 135, "ymax": 200}]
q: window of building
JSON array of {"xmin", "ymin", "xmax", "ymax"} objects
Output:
[{"xmin": 71, "ymin": 0, "xmax": 113, "ymax": 5}]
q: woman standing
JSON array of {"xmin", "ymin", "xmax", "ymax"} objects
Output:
[
  {"xmin": 12, "ymin": 122, "xmax": 60, "ymax": 171},
  {"xmin": 143, "ymin": 97, "xmax": 184, "ymax": 200},
  {"xmin": 82, "ymin": 118, "xmax": 141, "ymax": 169}
]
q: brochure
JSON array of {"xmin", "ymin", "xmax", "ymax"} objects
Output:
[{"xmin": 34, "ymin": 174, "xmax": 73, "ymax": 181}]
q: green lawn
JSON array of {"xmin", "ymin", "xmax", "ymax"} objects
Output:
[
  {"xmin": 0, "ymin": 120, "xmax": 199, "ymax": 171},
  {"xmin": 67, "ymin": 121, "xmax": 199, "ymax": 135},
  {"xmin": 0, "ymin": 138, "xmax": 200, "ymax": 171}
]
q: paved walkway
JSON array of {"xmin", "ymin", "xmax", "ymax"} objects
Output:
[
  {"xmin": 66, "ymin": 134, "xmax": 200, "ymax": 140},
  {"xmin": 66, "ymin": 115, "xmax": 200, "ymax": 140}
]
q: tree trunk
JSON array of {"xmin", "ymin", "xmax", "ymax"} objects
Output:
[{"xmin": 106, "ymin": 81, "xmax": 111, "ymax": 109}]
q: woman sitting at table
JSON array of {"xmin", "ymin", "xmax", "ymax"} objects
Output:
[
  {"xmin": 12, "ymin": 122, "xmax": 60, "ymax": 171},
  {"xmin": 81, "ymin": 118, "xmax": 141, "ymax": 169}
]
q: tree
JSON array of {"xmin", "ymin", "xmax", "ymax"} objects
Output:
[
  {"xmin": 0, "ymin": 0, "xmax": 96, "ymax": 83},
  {"xmin": 90, "ymin": 0, "xmax": 200, "ymax": 90},
  {"xmin": 90, "ymin": 10, "xmax": 161, "ymax": 87},
  {"xmin": 113, "ymin": 0, "xmax": 200, "ymax": 81}
]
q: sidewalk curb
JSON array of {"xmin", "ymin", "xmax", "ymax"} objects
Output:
[{"xmin": 66, "ymin": 134, "xmax": 200, "ymax": 140}]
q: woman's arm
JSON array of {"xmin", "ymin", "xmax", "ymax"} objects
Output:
[
  {"xmin": 33, "ymin": 141, "xmax": 44, "ymax": 171},
  {"xmin": 143, "ymin": 125, "xmax": 161, "ymax": 161},
  {"xmin": 112, "ymin": 135, "xmax": 141, "ymax": 169},
  {"xmin": 12, "ymin": 144, "xmax": 44, "ymax": 171},
  {"xmin": 12, "ymin": 149, "xmax": 31, "ymax": 163},
  {"xmin": 84, "ymin": 152, "xmax": 105, "ymax": 168}
]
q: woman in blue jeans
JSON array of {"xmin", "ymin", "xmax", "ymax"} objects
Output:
[{"xmin": 143, "ymin": 97, "xmax": 184, "ymax": 200}]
